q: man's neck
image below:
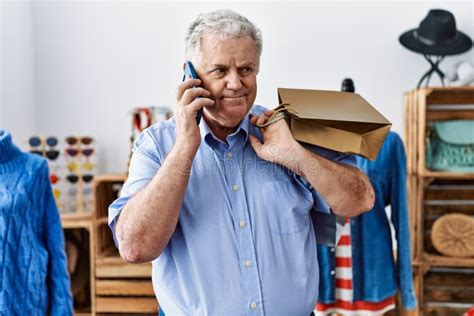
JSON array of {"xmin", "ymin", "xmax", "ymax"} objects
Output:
[{"xmin": 203, "ymin": 115, "xmax": 239, "ymax": 142}]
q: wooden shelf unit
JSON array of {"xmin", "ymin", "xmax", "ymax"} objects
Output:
[
  {"xmin": 61, "ymin": 216, "xmax": 95, "ymax": 315},
  {"xmin": 92, "ymin": 174, "xmax": 158, "ymax": 314},
  {"xmin": 404, "ymin": 87, "xmax": 474, "ymax": 316}
]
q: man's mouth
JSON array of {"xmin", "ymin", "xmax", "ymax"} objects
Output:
[
  {"xmin": 220, "ymin": 96, "xmax": 246, "ymax": 106},
  {"xmin": 221, "ymin": 95, "xmax": 246, "ymax": 99}
]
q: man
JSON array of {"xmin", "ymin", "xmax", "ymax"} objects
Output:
[{"xmin": 109, "ymin": 9, "xmax": 374, "ymax": 315}]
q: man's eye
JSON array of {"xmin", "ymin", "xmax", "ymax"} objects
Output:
[
  {"xmin": 240, "ymin": 67, "xmax": 254, "ymax": 75},
  {"xmin": 213, "ymin": 68, "xmax": 226, "ymax": 75}
]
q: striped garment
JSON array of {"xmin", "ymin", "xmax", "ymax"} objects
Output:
[{"xmin": 315, "ymin": 219, "xmax": 395, "ymax": 315}]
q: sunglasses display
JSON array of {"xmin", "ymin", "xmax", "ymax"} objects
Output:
[
  {"xmin": 27, "ymin": 134, "xmax": 98, "ymax": 215},
  {"xmin": 28, "ymin": 135, "xmax": 63, "ymax": 210},
  {"xmin": 62, "ymin": 135, "xmax": 97, "ymax": 214}
]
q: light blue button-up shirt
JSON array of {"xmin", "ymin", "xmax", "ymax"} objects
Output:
[{"xmin": 109, "ymin": 105, "xmax": 357, "ymax": 315}]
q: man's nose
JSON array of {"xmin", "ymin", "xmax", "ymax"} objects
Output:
[{"xmin": 226, "ymin": 71, "xmax": 243, "ymax": 90}]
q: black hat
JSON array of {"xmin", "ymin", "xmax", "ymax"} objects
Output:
[{"xmin": 399, "ymin": 9, "xmax": 472, "ymax": 56}]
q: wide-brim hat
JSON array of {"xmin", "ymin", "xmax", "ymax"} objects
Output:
[{"xmin": 399, "ymin": 9, "xmax": 472, "ymax": 56}]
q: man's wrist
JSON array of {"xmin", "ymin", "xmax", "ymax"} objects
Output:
[
  {"xmin": 283, "ymin": 141, "xmax": 309, "ymax": 176},
  {"xmin": 174, "ymin": 137, "xmax": 200, "ymax": 155}
]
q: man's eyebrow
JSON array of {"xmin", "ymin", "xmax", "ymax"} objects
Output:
[
  {"xmin": 207, "ymin": 62, "xmax": 257, "ymax": 69},
  {"xmin": 208, "ymin": 64, "xmax": 229, "ymax": 69},
  {"xmin": 238, "ymin": 61, "xmax": 257, "ymax": 67}
]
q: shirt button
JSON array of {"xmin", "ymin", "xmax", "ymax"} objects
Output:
[
  {"xmin": 330, "ymin": 270, "xmax": 335, "ymax": 276},
  {"xmin": 239, "ymin": 221, "xmax": 246, "ymax": 228},
  {"xmin": 232, "ymin": 184, "xmax": 239, "ymax": 191},
  {"xmin": 330, "ymin": 247, "xmax": 335, "ymax": 252},
  {"xmin": 227, "ymin": 152, "xmax": 233, "ymax": 158},
  {"xmin": 244, "ymin": 260, "xmax": 252, "ymax": 268},
  {"xmin": 250, "ymin": 302, "xmax": 257, "ymax": 309}
]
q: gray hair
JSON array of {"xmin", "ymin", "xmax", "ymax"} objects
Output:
[{"xmin": 185, "ymin": 9, "xmax": 262, "ymax": 66}]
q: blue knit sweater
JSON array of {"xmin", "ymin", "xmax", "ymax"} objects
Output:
[{"xmin": 0, "ymin": 130, "xmax": 73, "ymax": 315}]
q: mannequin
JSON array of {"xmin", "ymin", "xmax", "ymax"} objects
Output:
[
  {"xmin": 0, "ymin": 130, "xmax": 73, "ymax": 315},
  {"xmin": 315, "ymin": 79, "xmax": 417, "ymax": 315}
]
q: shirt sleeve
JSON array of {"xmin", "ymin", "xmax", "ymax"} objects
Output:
[
  {"xmin": 292, "ymin": 143, "xmax": 359, "ymax": 246},
  {"xmin": 108, "ymin": 129, "xmax": 162, "ymax": 247},
  {"xmin": 40, "ymin": 161, "xmax": 74, "ymax": 316},
  {"xmin": 294, "ymin": 143, "xmax": 359, "ymax": 214},
  {"xmin": 389, "ymin": 134, "xmax": 417, "ymax": 309}
]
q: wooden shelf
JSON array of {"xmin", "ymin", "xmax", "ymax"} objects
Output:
[
  {"xmin": 423, "ymin": 302, "xmax": 474, "ymax": 316},
  {"xmin": 96, "ymin": 217, "xmax": 108, "ymax": 226},
  {"xmin": 417, "ymin": 86, "xmax": 474, "ymax": 92},
  {"xmin": 61, "ymin": 212, "xmax": 93, "ymax": 220},
  {"xmin": 62, "ymin": 218, "xmax": 94, "ymax": 229},
  {"xmin": 419, "ymin": 171, "xmax": 474, "ymax": 180},
  {"xmin": 96, "ymin": 279, "xmax": 155, "ymax": 296},
  {"xmin": 423, "ymin": 254, "xmax": 474, "ymax": 268},
  {"xmin": 96, "ymin": 297, "xmax": 158, "ymax": 313},
  {"xmin": 93, "ymin": 174, "xmax": 127, "ymax": 183},
  {"xmin": 96, "ymin": 255, "xmax": 152, "ymax": 278}
]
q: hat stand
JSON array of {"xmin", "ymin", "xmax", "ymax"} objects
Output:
[{"xmin": 417, "ymin": 54, "xmax": 445, "ymax": 88}]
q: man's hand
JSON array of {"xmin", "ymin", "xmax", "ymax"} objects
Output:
[
  {"xmin": 174, "ymin": 78, "xmax": 214, "ymax": 152},
  {"xmin": 249, "ymin": 110, "xmax": 304, "ymax": 173},
  {"xmin": 249, "ymin": 109, "xmax": 374, "ymax": 217}
]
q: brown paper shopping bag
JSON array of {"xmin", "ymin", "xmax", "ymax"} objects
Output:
[{"xmin": 276, "ymin": 88, "xmax": 392, "ymax": 160}]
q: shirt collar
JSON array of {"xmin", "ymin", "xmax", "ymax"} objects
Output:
[{"xmin": 200, "ymin": 113, "xmax": 250, "ymax": 150}]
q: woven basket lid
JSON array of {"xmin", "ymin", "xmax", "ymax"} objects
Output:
[{"xmin": 431, "ymin": 213, "xmax": 474, "ymax": 258}]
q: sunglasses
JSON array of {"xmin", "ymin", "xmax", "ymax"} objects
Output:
[
  {"xmin": 50, "ymin": 174, "xmax": 60, "ymax": 185},
  {"xmin": 30, "ymin": 150, "xmax": 60, "ymax": 160},
  {"xmin": 67, "ymin": 161, "xmax": 95, "ymax": 173},
  {"xmin": 53, "ymin": 188, "xmax": 61, "ymax": 199},
  {"xmin": 65, "ymin": 148, "xmax": 94, "ymax": 157},
  {"xmin": 66, "ymin": 174, "xmax": 94, "ymax": 183},
  {"xmin": 29, "ymin": 136, "xmax": 58, "ymax": 147},
  {"xmin": 65, "ymin": 136, "xmax": 94, "ymax": 146},
  {"xmin": 67, "ymin": 185, "xmax": 78, "ymax": 195},
  {"xmin": 83, "ymin": 186, "xmax": 93, "ymax": 195}
]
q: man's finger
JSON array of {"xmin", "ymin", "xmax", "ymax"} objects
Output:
[
  {"xmin": 188, "ymin": 97, "xmax": 214, "ymax": 114},
  {"xmin": 255, "ymin": 115, "xmax": 267, "ymax": 126},
  {"xmin": 248, "ymin": 135, "xmax": 263, "ymax": 156},
  {"xmin": 181, "ymin": 87, "xmax": 211, "ymax": 105},
  {"xmin": 264, "ymin": 110, "xmax": 275, "ymax": 116},
  {"xmin": 249, "ymin": 115, "xmax": 258, "ymax": 125},
  {"xmin": 176, "ymin": 78, "xmax": 202, "ymax": 101}
]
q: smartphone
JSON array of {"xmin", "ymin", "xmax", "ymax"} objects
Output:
[{"xmin": 182, "ymin": 61, "xmax": 202, "ymax": 124}]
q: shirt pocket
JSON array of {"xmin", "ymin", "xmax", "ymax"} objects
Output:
[{"xmin": 261, "ymin": 180, "xmax": 312, "ymax": 235}]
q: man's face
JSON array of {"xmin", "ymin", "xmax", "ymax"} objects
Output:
[{"xmin": 195, "ymin": 34, "xmax": 258, "ymax": 129}]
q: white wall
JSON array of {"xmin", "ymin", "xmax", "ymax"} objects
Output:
[
  {"xmin": 3, "ymin": 1, "xmax": 473, "ymax": 173},
  {"xmin": 1, "ymin": 0, "xmax": 36, "ymax": 145}
]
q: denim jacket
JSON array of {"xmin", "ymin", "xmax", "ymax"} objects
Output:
[{"xmin": 317, "ymin": 132, "xmax": 417, "ymax": 309}]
